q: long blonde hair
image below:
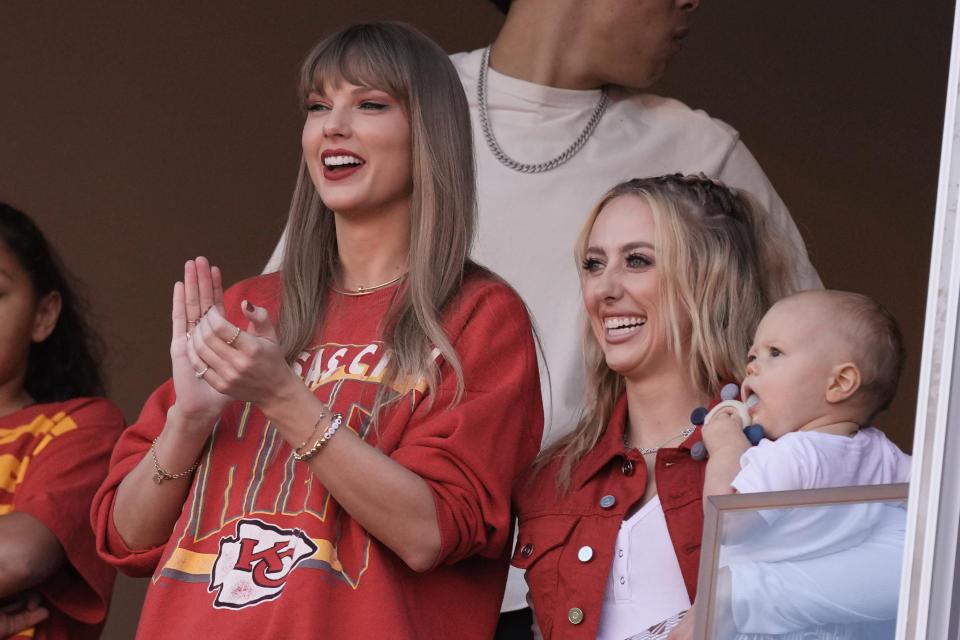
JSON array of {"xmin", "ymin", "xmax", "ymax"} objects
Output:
[
  {"xmin": 279, "ymin": 22, "xmax": 475, "ymax": 407},
  {"xmin": 546, "ymin": 175, "xmax": 794, "ymax": 489}
]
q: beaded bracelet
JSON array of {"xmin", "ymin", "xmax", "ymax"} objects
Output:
[
  {"xmin": 293, "ymin": 412, "xmax": 343, "ymax": 462},
  {"xmin": 151, "ymin": 436, "xmax": 200, "ymax": 484}
]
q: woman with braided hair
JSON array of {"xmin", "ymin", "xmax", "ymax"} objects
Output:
[{"xmin": 512, "ymin": 175, "xmax": 793, "ymax": 639}]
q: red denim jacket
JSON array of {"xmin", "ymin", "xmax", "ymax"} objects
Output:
[{"xmin": 512, "ymin": 394, "xmax": 706, "ymax": 640}]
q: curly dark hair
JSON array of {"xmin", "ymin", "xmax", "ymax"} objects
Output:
[{"xmin": 0, "ymin": 202, "xmax": 105, "ymax": 401}]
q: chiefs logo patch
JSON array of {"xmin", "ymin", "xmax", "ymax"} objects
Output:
[{"xmin": 209, "ymin": 518, "xmax": 318, "ymax": 609}]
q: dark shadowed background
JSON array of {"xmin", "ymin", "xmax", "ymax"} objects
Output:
[{"xmin": 1, "ymin": 2, "xmax": 952, "ymax": 636}]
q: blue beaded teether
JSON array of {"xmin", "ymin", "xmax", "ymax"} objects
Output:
[
  {"xmin": 743, "ymin": 424, "xmax": 764, "ymax": 445},
  {"xmin": 690, "ymin": 406, "xmax": 708, "ymax": 427},
  {"xmin": 720, "ymin": 382, "xmax": 740, "ymax": 401},
  {"xmin": 690, "ymin": 441, "xmax": 708, "ymax": 461},
  {"xmin": 689, "ymin": 381, "xmax": 765, "ymax": 460}
]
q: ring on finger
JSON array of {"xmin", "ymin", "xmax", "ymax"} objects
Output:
[
  {"xmin": 226, "ymin": 326, "xmax": 241, "ymax": 347},
  {"xmin": 194, "ymin": 365, "xmax": 210, "ymax": 379}
]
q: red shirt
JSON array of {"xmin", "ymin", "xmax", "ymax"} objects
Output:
[
  {"xmin": 1, "ymin": 398, "xmax": 124, "ymax": 640},
  {"xmin": 512, "ymin": 394, "xmax": 706, "ymax": 640},
  {"xmin": 93, "ymin": 270, "xmax": 543, "ymax": 639}
]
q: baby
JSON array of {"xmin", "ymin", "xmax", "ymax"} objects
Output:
[
  {"xmin": 703, "ymin": 288, "xmax": 910, "ymax": 501},
  {"xmin": 673, "ymin": 290, "xmax": 911, "ymax": 640}
]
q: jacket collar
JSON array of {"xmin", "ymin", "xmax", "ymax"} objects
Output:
[{"xmin": 570, "ymin": 393, "xmax": 705, "ymax": 490}]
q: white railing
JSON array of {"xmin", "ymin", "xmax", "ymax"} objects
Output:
[{"xmin": 899, "ymin": 1, "xmax": 960, "ymax": 637}]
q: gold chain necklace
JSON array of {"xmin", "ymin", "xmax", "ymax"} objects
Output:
[{"xmin": 330, "ymin": 273, "xmax": 405, "ymax": 297}]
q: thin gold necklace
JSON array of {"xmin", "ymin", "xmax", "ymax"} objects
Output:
[{"xmin": 330, "ymin": 273, "xmax": 405, "ymax": 297}]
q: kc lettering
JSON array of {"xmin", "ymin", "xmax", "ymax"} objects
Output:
[{"xmin": 210, "ymin": 518, "xmax": 318, "ymax": 608}]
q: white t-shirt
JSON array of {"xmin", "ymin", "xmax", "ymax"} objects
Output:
[
  {"xmin": 730, "ymin": 505, "xmax": 906, "ymax": 636},
  {"xmin": 596, "ymin": 496, "xmax": 691, "ymax": 640},
  {"xmin": 726, "ymin": 428, "xmax": 910, "ymax": 634},
  {"xmin": 733, "ymin": 427, "xmax": 911, "ymax": 496},
  {"xmin": 728, "ymin": 428, "xmax": 910, "ymax": 563}
]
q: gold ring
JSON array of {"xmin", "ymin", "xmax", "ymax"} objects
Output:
[
  {"xmin": 194, "ymin": 366, "xmax": 209, "ymax": 379},
  {"xmin": 226, "ymin": 326, "xmax": 241, "ymax": 347},
  {"xmin": 187, "ymin": 319, "xmax": 198, "ymax": 327}
]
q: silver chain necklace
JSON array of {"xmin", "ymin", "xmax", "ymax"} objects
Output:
[
  {"xmin": 624, "ymin": 425, "xmax": 696, "ymax": 455},
  {"xmin": 476, "ymin": 46, "xmax": 609, "ymax": 174}
]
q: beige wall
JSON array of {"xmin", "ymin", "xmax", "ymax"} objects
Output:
[{"xmin": 0, "ymin": 2, "xmax": 951, "ymax": 637}]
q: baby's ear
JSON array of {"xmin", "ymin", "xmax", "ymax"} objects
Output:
[{"xmin": 826, "ymin": 362, "xmax": 861, "ymax": 403}]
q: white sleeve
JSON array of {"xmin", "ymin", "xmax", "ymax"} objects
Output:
[
  {"xmin": 716, "ymin": 140, "xmax": 822, "ymax": 291},
  {"xmin": 732, "ymin": 436, "xmax": 816, "ymax": 495},
  {"xmin": 263, "ymin": 226, "xmax": 287, "ymax": 274}
]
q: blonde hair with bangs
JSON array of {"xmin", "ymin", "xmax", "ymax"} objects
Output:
[
  {"xmin": 279, "ymin": 22, "xmax": 475, "ymax": 411},
  {"xmin": 546, "ymin": 175, "xmax": 795, "ymax": 489}
]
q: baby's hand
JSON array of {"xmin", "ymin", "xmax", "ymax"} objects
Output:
[{"xmin": 701, "ymin": 405, "xmax": 749, "ymax": 453}]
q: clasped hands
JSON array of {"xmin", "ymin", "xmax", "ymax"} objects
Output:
[{"xmin": 170, "ymin": 257, "xmax": 295, "ymax": 423}]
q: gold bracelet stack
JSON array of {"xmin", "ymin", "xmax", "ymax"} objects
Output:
[
  {"xmin": 151, "ymin": 436, "xmax": 200, "ymax": 484},
  {"xmin": 293, "ymin": 412, "xmax": 343, "ymax": 463},
  {"xmin": 295, "ymin": 408, "xmax": 329, "ymax": 451}
]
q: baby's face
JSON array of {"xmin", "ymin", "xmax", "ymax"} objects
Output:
[{"xmin": 741, "ymin": 295, "xmax": 845, "ymax": 439}]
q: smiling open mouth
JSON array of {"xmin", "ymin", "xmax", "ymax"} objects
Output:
[
  {"xmin": 604, "ymin": 316, "xmax": 646, "ymax": 336},
  {"xmin": 323, "ymin": 155, "xmax": 365, "ymax": 171}
]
